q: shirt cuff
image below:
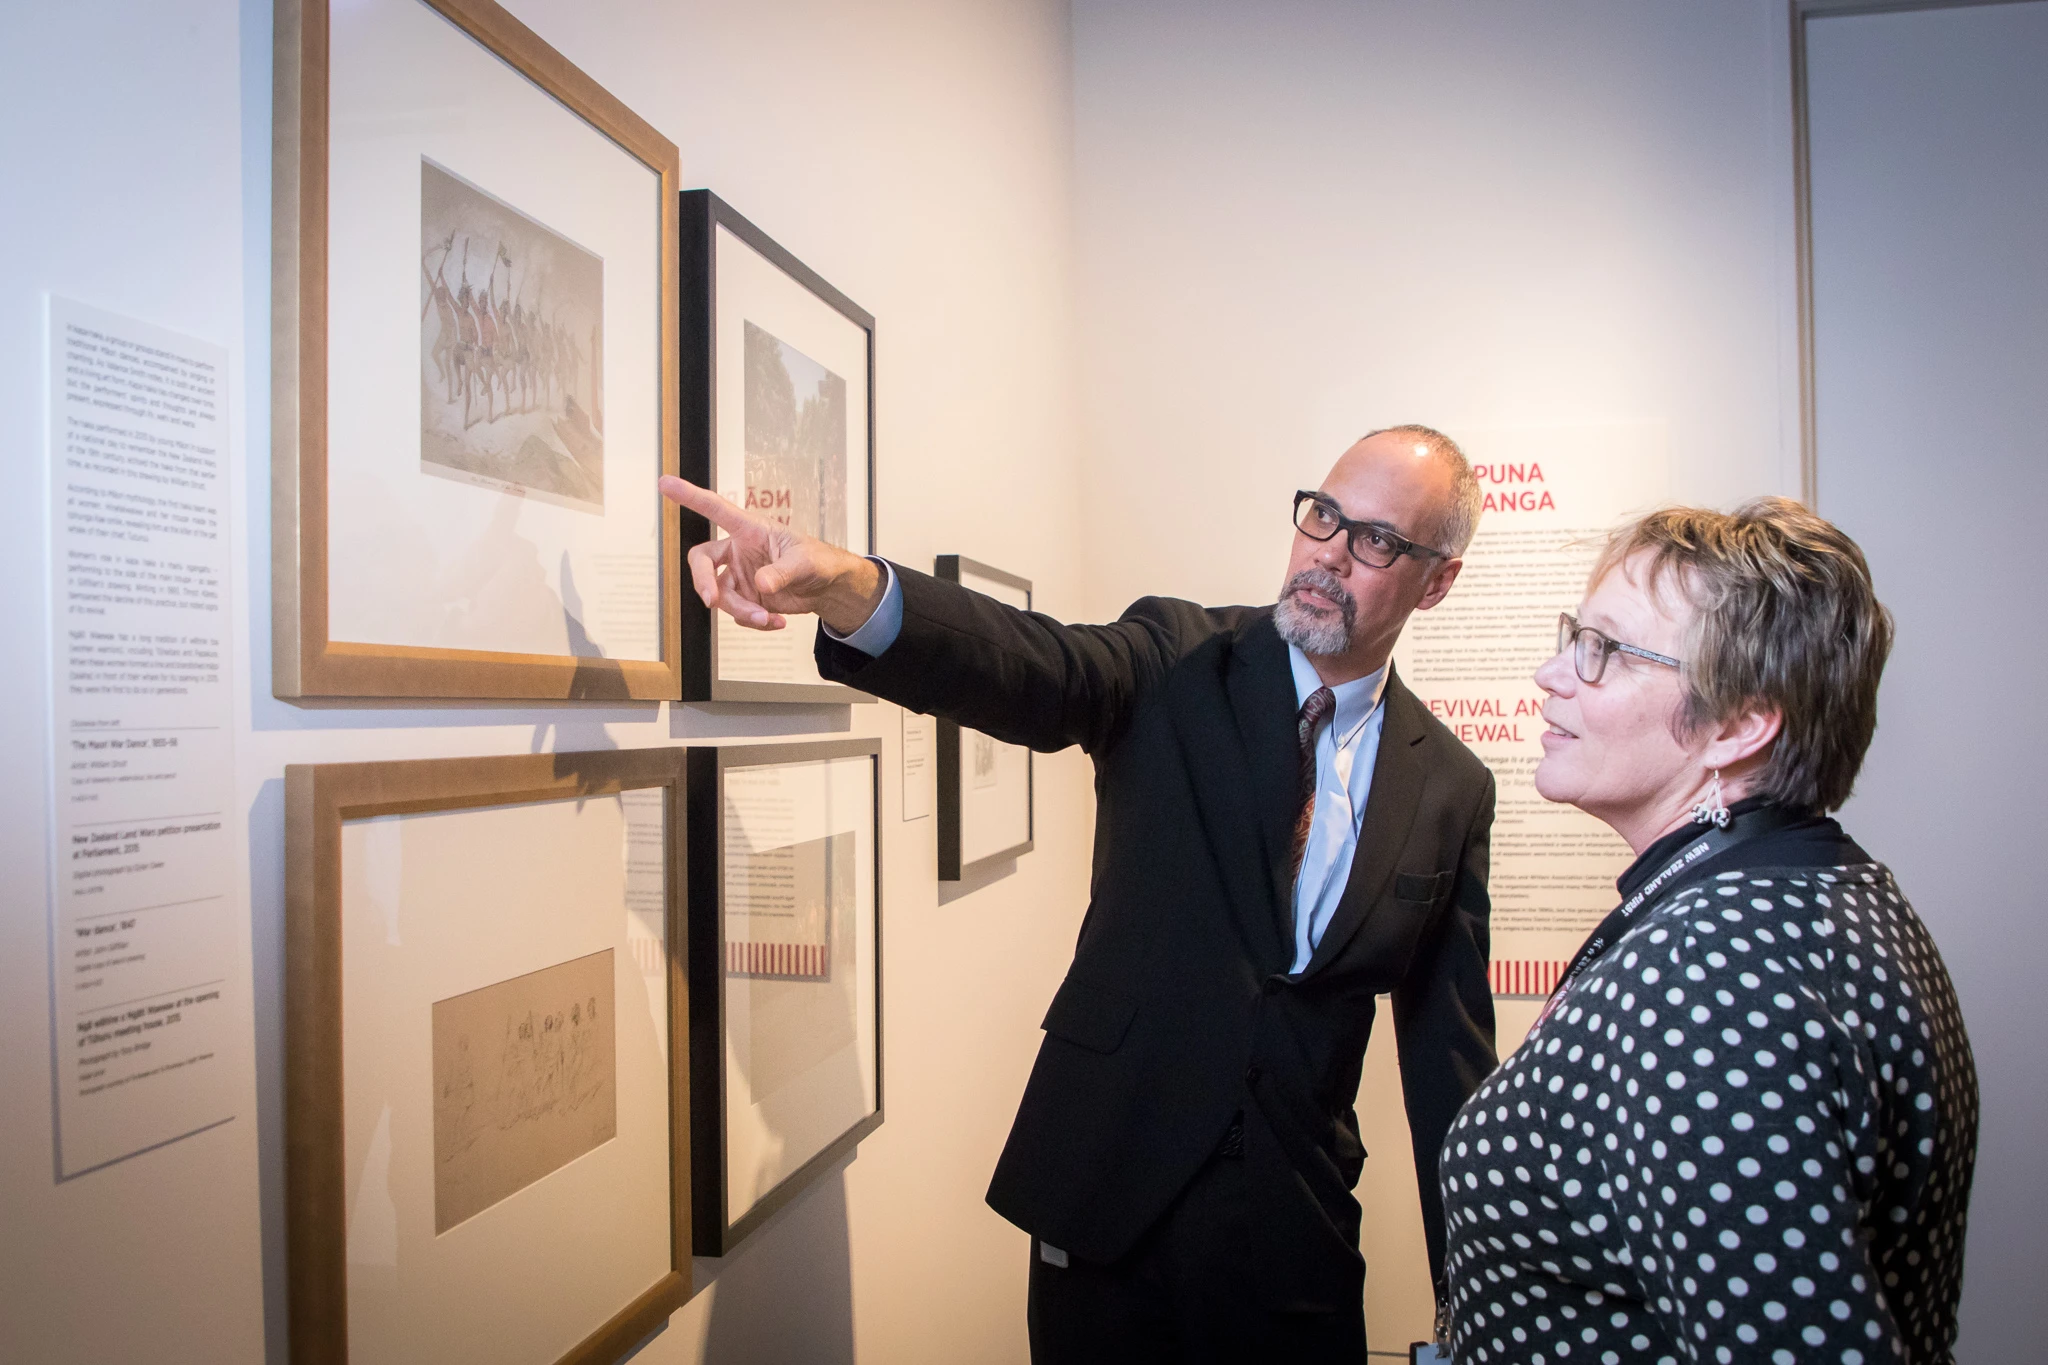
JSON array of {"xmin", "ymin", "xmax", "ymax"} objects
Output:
[{"xmin": 820, "ymin": 558, "xmax": 903, "ymax": 657}]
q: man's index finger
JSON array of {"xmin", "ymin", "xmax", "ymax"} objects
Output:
[{"xmin": 658, "ymin": 475, "xmax": 755, "ymax": 535}]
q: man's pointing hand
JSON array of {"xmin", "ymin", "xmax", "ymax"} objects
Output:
[{"xmin": 658, "ymin": 476, "xmax": 884, "ymax": 635}]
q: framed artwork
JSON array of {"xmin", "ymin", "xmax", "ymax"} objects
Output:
[
  {"xmin": 687, "ymin": 738, "xmax": 881, "ymax": 1254},
  {"xmin": 934, "ymin": 557, "xmax": 1035, "ymax": 879},
  {"xmin": 679, "ymin": 190, "xmax": 876, "ymax": 703},
  {"xmin": 273, "ymin": 0, "xmax": 682, "ymax": 699},
  {"xmin": 284, "ymin": 749, "xmax": 689, "ymax": 1365}
]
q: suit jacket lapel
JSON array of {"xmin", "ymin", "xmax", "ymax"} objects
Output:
[
  {"xmin": 1225, "ymin": 615, "xmax": 1309, "ymax": 928},
  {"xmin": 1299, "ymin": 668, "xmax": 1430, "ymax": 980},
  {"xmin": 1164, "ymin": 612, "xmax": 1300, "ymax": 969}
]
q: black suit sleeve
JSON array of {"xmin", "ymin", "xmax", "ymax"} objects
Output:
[
  {"xmin": 814, "ymin": 562, "xmax": 1222, "ymax": 756},
  {"xmin": 1391, "ymin": 767, "xmax": 1499, "ymax": 1292}
]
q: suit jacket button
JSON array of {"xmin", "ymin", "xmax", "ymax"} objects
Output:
[
  {"xmin": 1264, "ymin": 978, "xmax": 1284, "ymax": 996},
  {"xmin": 1244, "ymin": 1065, "xmax": 1262, "ymax": 1085}
]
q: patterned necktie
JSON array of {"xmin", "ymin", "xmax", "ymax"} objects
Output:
[{"xmin": 1289, "ymin": 686, "xmax": 1336, "ymax": 885}]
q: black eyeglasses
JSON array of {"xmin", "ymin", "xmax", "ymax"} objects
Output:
[
  {"xmin": 1291, "ymin": 491, "xmax": 1446, "ymax": 570},
  {"xmin": 1557, "ymin": 613, "xmax": 1681, "ymax": 685}
]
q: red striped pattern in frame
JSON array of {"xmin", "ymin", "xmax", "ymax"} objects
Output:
[
  {"xmin": 1489, "ymin": 959, "xmax": 1565, "ymax": 996},
  {"xmin": 726, "ymin": 941, "xmax": 830, "ymax": 980}
]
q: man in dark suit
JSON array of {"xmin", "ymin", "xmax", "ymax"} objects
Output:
[{"xmin": 660, "ymin": 424, "xmax": 1497, "ymax": 1362}]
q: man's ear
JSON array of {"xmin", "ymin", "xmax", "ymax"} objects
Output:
[
  {"xmin": 1415, "ymin": 557, "xmax": 1464, "ymax": 611},
  {"xmin": 1703, "ymin": 704, "xmax": 1783, "ymax": 773}
]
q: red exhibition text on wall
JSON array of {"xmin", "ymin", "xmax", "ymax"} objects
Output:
[
  {"xmin": 1427, "ymin": 695, "xmax": 1547, "ymax": 745},
  {"xmin": 1474, "ymin": 461, "xmax": 1556, "ymax": 513}
]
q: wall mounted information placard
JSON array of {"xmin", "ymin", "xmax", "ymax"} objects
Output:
[
  {"xmin": 272, "ymin": 0, "xmax": 681, "ymax": 700},
  {"xmin": 1392, "ymin": 424, "xmax": 1670, "ymax": 996},
  {"xmin": 933, "ymin": 557, "xmax": 1034, "ymax": 879},
  {"xmin": 900, "ymin": 709, "xmax": 934, "ymax": 822},
  {"xmin": 284, "ymin": 749, "xmax": 689, "ymax": 1365},
  {"xmin": 687, "ymin": 739, "xmax": 881, "ymax": 1254},
  {"xmin": 679, "ymin": 191, "xmax": 876, "ymax": 702},
  {"xmin": 44, "ymin": 296, "xmax": 239, "ymax": 1179}
]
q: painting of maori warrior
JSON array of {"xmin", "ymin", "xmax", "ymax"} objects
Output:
[
  {"xmin": 420, "ymin": 159, "xmax": 605, "ymax": 513},
  {"xmin": 742, "ymin": 320, "xmax": 846, "ymax": 543}
]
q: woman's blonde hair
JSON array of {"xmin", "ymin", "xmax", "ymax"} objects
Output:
[{"xmin": 1591, "ymin": 497, "xmax": 1894, "ymax": 813}]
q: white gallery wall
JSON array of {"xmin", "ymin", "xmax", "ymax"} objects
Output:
[
  {"xmin": 1806, "ymin": 5, "xmax": 2048, "ymax": 1359},
  {"xmin": 6, "ymin": 1, "xmax": 2041, "ymax": 1361},
  {"xmin": 1069, "ymin": 0, "xmax": 1803, "ymax": 1347},
  {"xmin": 0, "ymin": 2, "xmax": 1087, "ymax": 1362}
]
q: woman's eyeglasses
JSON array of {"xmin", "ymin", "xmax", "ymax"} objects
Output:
[{"xmin": 1557, "ymin": 613, "xmax": 1681, "ymax": 684}]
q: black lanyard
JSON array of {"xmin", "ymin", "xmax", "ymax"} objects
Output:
[{"xmin": 1541, "ymin": 802, "xmax": 1800, "ymax": 1018}]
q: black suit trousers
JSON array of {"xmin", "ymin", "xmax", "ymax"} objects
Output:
[{"xmin": 1027, "ymin": 1148, "xmax": 1368, "ymax": 1365}]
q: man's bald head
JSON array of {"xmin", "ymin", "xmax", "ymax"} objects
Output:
[{"xmin": 1343, "ymin": 424, "xmax": 1482, "ymax": 557}]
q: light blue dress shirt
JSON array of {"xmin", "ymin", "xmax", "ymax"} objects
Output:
[
  {"xmin": 826, "ymin": 565, "xmax": 1390, "ymax": 973},
  {"xmin": 823, "ymin": 558, "xmax": 905, "ymax": 656},
  {"xmin": 1284, "ymin": 646, "xmax": 1389, "ymax": 974}
]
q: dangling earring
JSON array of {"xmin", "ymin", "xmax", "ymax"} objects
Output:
[{"xmin": 1690, "ymin": 769, "xmax": 1730, "ymax": 829}]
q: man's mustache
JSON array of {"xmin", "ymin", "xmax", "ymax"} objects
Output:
[{"xmin": 1282, "ymin": 570, "xmax": 1356, "ymax": 626}]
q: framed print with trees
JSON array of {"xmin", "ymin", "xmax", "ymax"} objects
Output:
[
  {"xmin": 679, "ymin": 190, "xmax": 876, "ymax": 702},
  {"xmin": 934, "ymin": 556, "xmax": 1035, "ymax": 880},
  {"xmin": 284, "ymin": 747, "xmax": 689, "ymax": 1365},
  {"xmin": 687, "ymin": 738, "xmax": 881, "ymax": 1253},
  {"xmin": 273, "ymin": 0, "xmax": 681, "ymax": 699}
]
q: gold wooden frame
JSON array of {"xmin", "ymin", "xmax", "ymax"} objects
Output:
[
  {"xmin": 284, "ymin": 748, "xmax": 690, "ymax": 1365},
  {"xmin": 273, "ymin": 0, "xmax": 682, "ymax": 699}
]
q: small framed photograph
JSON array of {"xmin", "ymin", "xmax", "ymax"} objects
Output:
[
  {"xmin": 273, "ymin": 0, "xmax": 681, "ymax": 699},
  {"xmin": 284, "ymin": 749, "xmax": 689, "ymax": 1365},
  {"xmin": 687, "ymin": 738, "xmax": 881, "ymax": 1254},
  {"xmin": 934, "ymin": 557, "xmax": 1035, "ymax": 879},
  {"xmin": 679, "ymin": 191, "xmax": 876, "ymax": 702}
]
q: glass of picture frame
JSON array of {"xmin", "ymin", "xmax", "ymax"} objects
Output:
[
  {"xmin": 273, "ymin": 0, "xmax": 681, "ymax": 700},
  {"xmin": 687, "ymin": 738, "xmax": 881, "ymax": 1254},
  {"xmin": 679, "ymin": 190, "xmax": 876, "ymax": 702},
  {"xmin": 284, "ymin": 749, "xmax": 689, "ymax": 1365},
  {"xmin": 934, "ymin": 556, "xmax": 1035, "ymax": 880}
]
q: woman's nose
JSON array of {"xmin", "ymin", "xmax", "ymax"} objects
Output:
[{"xmin": 1533, "ymin": 647, "xmax": 1575, "ymax": 696}]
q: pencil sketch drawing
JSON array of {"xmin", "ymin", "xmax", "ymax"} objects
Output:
[
  {"xmin": 431, "ymin": 948, "xmax": 617, "ymax": 1233},
  {"xmin": 971, "ymin": 732, "xmax": 999, "ymax": 790}
]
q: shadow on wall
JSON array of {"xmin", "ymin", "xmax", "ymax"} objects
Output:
[
  {"xmin": 937, "ymin": 854, "xmax": 1017, "ymax": 907},
  {"xmin": 251, "ymin": 777, "xmax": 291, "ymax": 1365},
  {"xmin": 668, "ymin": 1167, "xmax": 857, "ymax": 1365}
]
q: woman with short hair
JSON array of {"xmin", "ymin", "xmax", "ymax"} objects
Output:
[{"xmin": 1438, "ymin": 498, "xmax": 1977, "ymax": 1365}]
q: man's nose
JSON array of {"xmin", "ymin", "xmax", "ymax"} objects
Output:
[{"xmin": 1313, "ymin": 537, "xmax": 1352, "ymax": 574}]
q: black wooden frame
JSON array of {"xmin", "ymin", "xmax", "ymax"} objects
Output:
[
  {"xmin": 678, "ymin": 190, "xmax": 877, "ymax": 703},
  {"xmin": 686, "ymin": 737, "xmax": 884, "ymax": 1254},
  {"xmin": 933, "ymin": 556, "xmax": 1036, "ymax": 880}
]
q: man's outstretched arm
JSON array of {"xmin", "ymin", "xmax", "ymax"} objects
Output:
[{"xmin": 659, "ymin": 477, "xmax": 1206, "ymax": 755}]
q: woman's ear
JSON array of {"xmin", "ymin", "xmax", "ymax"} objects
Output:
[{"xmin": 1703, "ymin": 705, "xmax": 1783, "ymax": 776}]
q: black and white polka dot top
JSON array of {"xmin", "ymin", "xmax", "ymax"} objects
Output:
[{"xmin": 1440, "ymin": 858, "xmax": 1978, "ymax": 1364}]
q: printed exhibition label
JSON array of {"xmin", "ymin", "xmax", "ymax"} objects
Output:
[{"xmin": 45, "ymin": 296, "xmax": 238, "ymax": 1177}]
